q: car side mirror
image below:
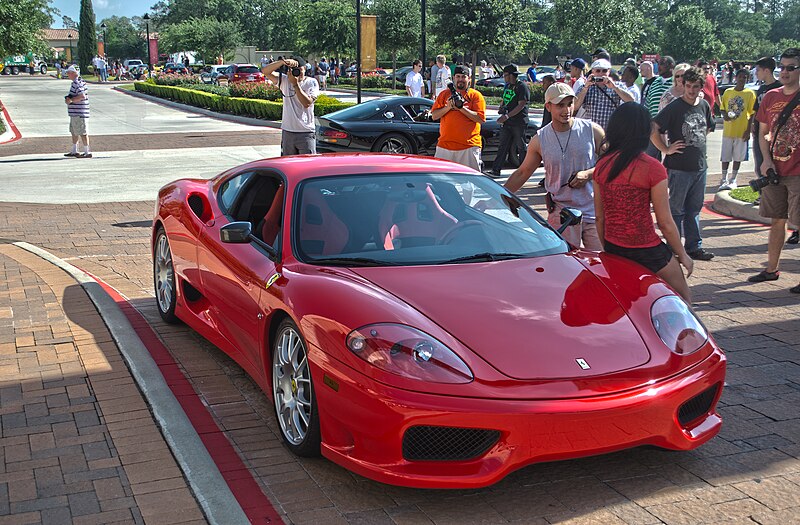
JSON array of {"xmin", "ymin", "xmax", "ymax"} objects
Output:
[
  {"xmin": 220, "ymin": 221, "xmax": 252, "ymax": 243},
  {"xmin": 557, "ymin": 207, "xmax": 582, "ymax": 233}
]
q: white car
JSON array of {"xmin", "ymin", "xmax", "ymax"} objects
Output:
[{"xmin": 123, "ymin": 59, "xmax": 144, "ymax": 69}]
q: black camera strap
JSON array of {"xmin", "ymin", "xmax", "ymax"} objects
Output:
[
  {"xmin": 593, "ymin": 84, "xmax": 619, "ymax": 108},
  {"xmin": 769, "ymin": 89, "xmax": 800, "ymax": 159}
]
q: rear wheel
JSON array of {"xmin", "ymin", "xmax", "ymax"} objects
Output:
[
  {"xmin": 153, "ymin": 228, "xmax": 179, "ymax": 324},
  {"xmin": 10, "ymin": 66, "xmax": 19, "ymax": 75},
  {"xmin": 272, "ymin": 318, "xmax": 320, "ymax": 457},
  {"xmin": 39, "ymin": 64, "xmax": 47, "ymax": 75},
  {"xmin": 374, "ymin": 133, "xmax": 414, "ymax": 154}
]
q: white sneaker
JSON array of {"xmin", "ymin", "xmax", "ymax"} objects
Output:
[
  {"xmin": 719, "ymin": 182, "xmax": 731, "ymax": 191},
  {"xmin": 727, "ymin": 180, "xmax": 737, "ymax": 190}
]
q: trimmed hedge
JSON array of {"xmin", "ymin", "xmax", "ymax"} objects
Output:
[
  {"xmin": 0, "ymin": 101, "xmax": 6, "ymax": 135},
  {"xmin": 133, "ymin": 82, "xmax": 352, "ymax": 120}
]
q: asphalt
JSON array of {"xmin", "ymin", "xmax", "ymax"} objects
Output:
[{"xmin": 1, "ymin": 74, "xmax": 798, "ymax": 525}]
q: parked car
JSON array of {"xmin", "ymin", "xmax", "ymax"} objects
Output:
[
  {"xmin": 200, "ymin": 65, "xmax": 230, "ymax": 84},
  {"xmin": 152, "ymin": 153, "xmax": 726, "ymax": 488},
  {"xmin": 163, "ymin": 63, "xmax": 190, "ymax": 75},
  {"xmin": 387, "ymin": 65, "xmax": 413, "ymax": 83},
  {"xmin": 316, "ymin": 96, "xmax": 539, "ymax": 166},
  {"xmin": 475, "ymin": 76, "xmax": 505, "ymax": 87},
  {"xmin": 218, "ymin": 64, "xmax": 265, "ymax": 84},
  {"xmin": 123, "ymin": 59, "xmax": 144, "ymax": 69}
]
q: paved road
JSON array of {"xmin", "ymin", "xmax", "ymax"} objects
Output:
[{"xmin": 1, "ymin": 74, "xmax": 797, "ymax": 525}]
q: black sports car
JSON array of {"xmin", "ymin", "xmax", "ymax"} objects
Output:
[{"xmin": 316, "ymin": 96, "xmax": 539, "ymax": 166}]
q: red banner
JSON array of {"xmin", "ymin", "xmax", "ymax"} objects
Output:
[{"xmin": 148, "ymin": 38, "xmax": 159, "ymax": 66}]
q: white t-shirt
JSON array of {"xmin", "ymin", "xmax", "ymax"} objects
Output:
[
  {"xmin": 405, "ymin": 70, "xmax": 423, "ymax": 97},
  {"xmin": 435, "ymin": 66, "xmax": 451, "ymax": 97},
  {"xmin": 280, "ymin": 75, "xmax": 319, "ymax": 133}
]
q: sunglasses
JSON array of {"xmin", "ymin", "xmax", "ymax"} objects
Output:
[
  {"xmin": 782, "ymin": 64, "xmax": 799, "ymax": 72},
  {"xmin": 674, "ymin": 74, "xmax": 684, "ymax": 79}
]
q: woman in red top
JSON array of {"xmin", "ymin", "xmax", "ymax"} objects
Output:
[{"xmin": 593, "ymin": 102, "xmax": 694, "ymax": 302}]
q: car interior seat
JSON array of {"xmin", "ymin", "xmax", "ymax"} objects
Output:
[
  {"xmin": 260, "ymin": 184, "xmax": 285, "ymax": 246},
  {"xmin": 298, "ymin": 188, "xmax": 349, "ymax": 255},
  {"xmin": 378, "ymin": 184, "xmax": 457, "ymax": 250}
]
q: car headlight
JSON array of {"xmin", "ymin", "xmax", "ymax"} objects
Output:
[
  {"xmin": 346, "ymin": 324, "xmax": 473, "ymax": 384},
  {"xmin": 651, "ymin": 296, "xmax": 708, "ymax": 355}
]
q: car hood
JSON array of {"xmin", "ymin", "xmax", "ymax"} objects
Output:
[{"xmin": 352, "ymin": 255, "xmax": 651, "ymax": 380}]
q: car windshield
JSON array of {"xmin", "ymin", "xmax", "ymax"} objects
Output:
[
  {"xmin": 237, "ymin": 66, "xmax": 259, "ymax": 74},
  {"xmin": 326, "ymin": 100, "xmax": 388, "ymax": 121},
  {"xmin": 294, "ymin": 173, "xmax": 567, "ymax": 266}
]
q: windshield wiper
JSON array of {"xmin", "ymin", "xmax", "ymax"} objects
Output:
[
  {"xmin": 439, "ymin": 252, "xmax": 524, "ymax": 264},
  {"xmin": 312, "ymin": 257, "xmax": 396, "ymax": 267}
]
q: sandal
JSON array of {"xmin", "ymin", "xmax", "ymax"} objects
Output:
[{"xmin": 748, "ymin": 270, "xmax": 780, "ymax": 283}]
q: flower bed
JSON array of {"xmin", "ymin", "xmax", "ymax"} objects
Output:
[{"xmin": 133, "ymin": 82, "xmax": 352, "ymax": 119}]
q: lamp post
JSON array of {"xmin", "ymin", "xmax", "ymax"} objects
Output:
[
  {"xmin": 143, "ymin": 14, "xmax": 152, "ymax": 77},
  {"xmin": 67, "ymin": 33, "xmax": 73, "ymax": 63},
  {"xmin": 355, "ymin": 0, "xmax": 361, "ymax": 104},
  {"xmin": 100, "ymin": 23, "xmax": 107, "ymax": 56},
  {"xmin": 421, "ymin": 0, "xmax": 426, "ymax": 90}
]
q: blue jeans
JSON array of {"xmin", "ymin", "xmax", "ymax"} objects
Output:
[
  {"xmin": 753, "ymin": 136, "xmax": 763, "ymax": 176},
  {"xmin": 667, "ymin": 168, "xmax": 707, "ymax": 252}
]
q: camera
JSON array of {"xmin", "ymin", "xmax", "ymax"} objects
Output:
[
  {"xmin": 591, "ymin": 76, "xmax": 604, "ymax": 82},
  {"xmin": 447, "ymin": 82, "xmax": 465, "ymax": 109},
  {"xmin": 749, "ymin": 168, "xmax": 780, "ymax": 192}
]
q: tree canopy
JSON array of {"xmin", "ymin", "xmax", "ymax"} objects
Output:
[
  {"xmin": 78, "ymin": 0, "xmax": 97, "ymax": 70},
  {"xmin": 0, "ymin": 0, "xmax": 54, "ymax": 57}
]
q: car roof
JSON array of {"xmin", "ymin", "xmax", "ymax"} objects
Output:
[{"xmin": 213, "ymin": 153, "xmax": 473, "ymax": 188}]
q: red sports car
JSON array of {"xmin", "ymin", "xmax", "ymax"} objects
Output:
[{"xmin": 152, "ymin": 154, "xmax": 726, "ymax": 488}]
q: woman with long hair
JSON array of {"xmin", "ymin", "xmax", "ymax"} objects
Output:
[{"xmin": 592, "ymin": 102, "xmax": 694, "ymax": 302}]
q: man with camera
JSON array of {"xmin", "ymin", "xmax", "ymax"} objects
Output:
[
  {"xmin": 431, "ymin": 64, "xmax": 486, "ymax": 171},
  {"xmin": 747, "ymin": 48, "xmax": 800, "ymax": 292},
  {"xmin": 574, "ymin": 58, "xmax": 635, "ymax": 130},
  {"xmin": 487, "ymin": 64, "xmax": 530, "ymax": 178},
  {"xmin": 262, "ymin": 58, "xmax": 319, "ymax": 155}
]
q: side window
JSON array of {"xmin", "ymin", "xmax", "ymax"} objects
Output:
[{"xmin": 218, "ymin": 172, "xmax": 254, "ymax": 214}]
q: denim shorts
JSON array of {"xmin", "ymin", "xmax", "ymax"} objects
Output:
[{"xmin": 604, "ymin": 240, "xmax": 674, "ymax": 274}]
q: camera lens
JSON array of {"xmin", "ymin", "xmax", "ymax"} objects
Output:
[{"xmin": 291, "ymin": 67, "xmax": 301, "ymax": 76}]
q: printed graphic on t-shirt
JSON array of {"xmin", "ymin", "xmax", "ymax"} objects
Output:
[
  {"xmin": 682, "ymin": 113, "xmax": 707, "ymax": 148},
  {"xmin": 727, "ymin": 95, "xmax": 745, "ymax": 119},
  {"xmin": 502, "ymin": 86, "xmax": 515, "ymax": 106},
  {"xmin": 770, "ymin": 110, "xmax": 799, "ymax": 162}
]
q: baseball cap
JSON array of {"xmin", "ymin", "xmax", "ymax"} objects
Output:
[
  {"xmin": 592, "ymin": 48, "xmax": 608, "ymax": 56},
  {"xmin": 66, "ymin": 65, "xmax": 78, "ymax": 73},
  {"xmin": 502, "ymin": 64, "xmax": 520, "ymax": 75},
  {"xmin": 545, "ymin": 83, "xmax": 575, "ymax": 104},
  {"xmin": 590, "ymin": 58, "xmax": 612, "ymax": 70},
  {"xmin": 570, "ymin": 58, "xmax": 586, "ymax": 69},
  {"xmin": 454, "ymin": 64, "xmax": 470, "ymax": 76}
]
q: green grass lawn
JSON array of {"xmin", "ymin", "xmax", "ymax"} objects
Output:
[
  {"xmin": 730, "ymin": 186, "xmax": 758, "ymax": 203},
  {"xmin": 117, "ymin": 83, "xmax": 135, "ymax": 91}
]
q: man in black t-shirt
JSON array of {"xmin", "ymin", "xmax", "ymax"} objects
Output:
[
  {"xmin": 751, "ymin": 56, "xmax": 783, "ymax": 177},
  {"xmin": 488, "ymin": 64, "xmax": 530, "ymax": 177},
  {"xmin": 651, "ymin": 67, "xmax": 717, "ymax": 261}
]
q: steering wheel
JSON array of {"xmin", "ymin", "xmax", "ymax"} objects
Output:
[{"xmin": 437, "ymin": 220, "xmax": 485, "ymax": 245}]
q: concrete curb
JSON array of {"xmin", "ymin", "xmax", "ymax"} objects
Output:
[
  {"xmin": 113, "ymin": 85, "xmax": 282, "ymax": 129},
  {"xmin": 12, "ymin": 241, "xmax": 251, "ymax": 525},
  {"xmin": 711, "ymin": 190, "xmax": 769, "ymax": 225}
]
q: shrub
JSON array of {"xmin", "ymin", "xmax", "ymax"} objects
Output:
[
  {"xmin": 0, "ymin": 100, "xmax": 5, "ymax": 135},
  {"xmin": 154, "ymin": 73, "xmax": 200, "ymax": 87},
  {"xmin": 228, "ymin": 82, "xmax": 282, "ymax": 101},
  {"xmin": 360, "ymin": 74, "xmax": 389, "ymax": 89}
]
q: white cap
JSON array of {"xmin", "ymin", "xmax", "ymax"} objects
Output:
[
  {"xmin": 66, "ymin": 65, "xmax": 78, "ymax": 73},
  {"xmin": 590, "ymin": 59, "xmax": 612, "ymax": 70}
]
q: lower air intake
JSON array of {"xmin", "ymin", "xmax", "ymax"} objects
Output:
[
  {"xmin": 402, "ymin": 426, "xmax": 500, "ymax": 461},
  {"xmin": 678, "ymin": 384, "xmax": 720, "ymax": 426}
]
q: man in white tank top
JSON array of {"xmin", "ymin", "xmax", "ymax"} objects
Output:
[{"xmin": 505, "ymin": 83, "xmax": 605, "ymax": 250}]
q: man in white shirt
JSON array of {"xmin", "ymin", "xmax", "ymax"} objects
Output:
[
  {"xmin": 405, "ymin": 60, "xmax": 425, "ymax": 98},
  {"xmin": 433, "ymin": 55, "xmax": 451, "ymax": 98},
  {"xmin": 261, "ymin": 58, "xmax": 320, "ymax": 155}
]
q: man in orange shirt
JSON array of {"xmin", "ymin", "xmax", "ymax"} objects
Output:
[{"xmin": 431, "ymin": 64, "xmax": 486, "ymax": 171}]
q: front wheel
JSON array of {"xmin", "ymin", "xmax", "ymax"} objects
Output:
[
  {"xmin": 374, "ymin": 133, "xmax": 414, "ymax": 154},
  {"xmin": 39, "ymin": 64, "xmax": 47, "ymax": 75},
  {"xmin": 153, "ymin": 228, "xmax": 179, "ymax": 324},
  {"xmin": 272, "ymin": 318, "xmax": 320, "ymax": 457}
]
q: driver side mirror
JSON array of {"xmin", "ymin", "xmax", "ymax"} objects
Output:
[
  {"xmin": 220, "ymin": 221, "xmax": 252, "ymax": 243},
  {"xmin": 557, "ymin": 207, "xmax": 582, "ymax": 233}
]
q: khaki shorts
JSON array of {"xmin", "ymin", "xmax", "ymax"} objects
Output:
[
  {"xmin": 759, "ymin": 175, "xmax": 800, "ymax": 226},
  {"xmin": 435, "ymin": 146, "xmax": 482, "ymax": 171},
  {"xmin": 69, "ymin": 116, "xmax": 87, "ymax": 136}
]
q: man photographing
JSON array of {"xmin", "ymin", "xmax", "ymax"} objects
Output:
[
  {"xmin": 431, "ymin": 64, "xmax": 486, "ymax": 171},
  {"xmin": 262, "ymin": 57, "xmax": 319, "ymax": 155}
]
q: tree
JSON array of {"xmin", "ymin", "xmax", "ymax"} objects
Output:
[
  {"xmin": 430, "ymin": 0, "xmax": 521, "ymax": 86},
  {"xmin": 78, "ymin": 0, "xmax": 97, "ymax": 72},
  {"xmin": 239, "ymin": 0, "xmax": 303, "ymax": 52},
  {"xmin": 62, "ymin": 15, "xmax": 78, "ymax": 29},
  {"xmin": 0, "ymin": 0, "xmax": 54, "ymax": 57},
  {"xmin": 98, "ymin": 16, "xmax": 147, "ymax": 60},
  {"xmin": 662, "ymin": 5, "xmax": 725, "ymax": 62},
  {"xmin": 159, "ymin": 17, "xmax": 241, "ymax": 63},
  {"xmin": 550, "ymin": 0, "xmax": 646, "ymax": 56},
  {"xmin": 373, "ymin": 0, "xmax": 420, "ymax": 88},
  {"xmin": 299, "ymin": 0, "xmax": 356, "ymax": 57}
]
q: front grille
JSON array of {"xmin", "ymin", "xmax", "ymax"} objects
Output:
[
  {"xmin": 402, "ymin": 426, "xmax": 500, "ymax": 461},
  {"xmin": 678, "ymin": 384, "xmax": 720, "ymax": 426}
]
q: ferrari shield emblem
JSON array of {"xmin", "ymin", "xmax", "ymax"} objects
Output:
[
  {"xmin": 576, "ymin": 358, "xmax": 590, "ymax": 370},
  {"xmin": 265, "ymin": 272, "xmax": 281, "ymax": 289}
]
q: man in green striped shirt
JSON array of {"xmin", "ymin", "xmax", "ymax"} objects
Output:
[{"xmin": 645, "ymin": 56, "xmax": 675, "ymax": 158}]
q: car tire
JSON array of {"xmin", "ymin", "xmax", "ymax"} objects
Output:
[
  {"xmin": 11, "ymin": 66, "xmax": 19, "ymax": 75},
  {"xmin": 39, "ymin": 64, "xmax": 47, "ymax": 75},
  {"xmin": 153, "ymin": 228, "xmax": 179, "ymax": 324},
  {"xmin": 374, "ymin": 133, "xmax": 414, "ymax": 154},
  {"xmin": 272, "ymin": 318, "xmax": 321, "ymax": 457}
]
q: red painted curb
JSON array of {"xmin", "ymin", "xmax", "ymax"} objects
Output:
[
  {"xmin": 0, "ymin": 101, "xmax": 22, "ymax": 144},
  {"xmin": 85, "ymin": 272, "xmax": 282, "ymax": 524},
  {"xmin": 702, "ymin": 200, "xmax": 770, "ymax": 228}
]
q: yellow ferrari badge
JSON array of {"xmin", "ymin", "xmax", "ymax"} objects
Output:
[{"xmin": 266, "ymin": 272, "xmax": 281, "ymax": 289}]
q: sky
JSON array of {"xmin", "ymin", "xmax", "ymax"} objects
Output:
[{"xmin": 49, "ymin": 0, "xmax": 153, "ymax": 27}]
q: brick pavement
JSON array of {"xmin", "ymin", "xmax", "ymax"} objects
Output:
[{"xmin": 0, "ymin": 179, "xmax": 799, "ymax": 524}]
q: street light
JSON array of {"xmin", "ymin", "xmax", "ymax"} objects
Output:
[
  {"xmin": 67, "ymin": 33, "xmax": 73, "ymax": 63},
  {"xmin": 421, "ymin": 0, "xmax": 426, "ymax": 87},
  {"xmin": 143, "ymin": 14, "xmax": 151, "ymax": 77},
  {"xmin": 355, "ymin": 0, "xmax": 361, "ymax": 104},
  {"xmin": 100, "ymin": 22, "xmax": 107, "ymax": 56}
]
